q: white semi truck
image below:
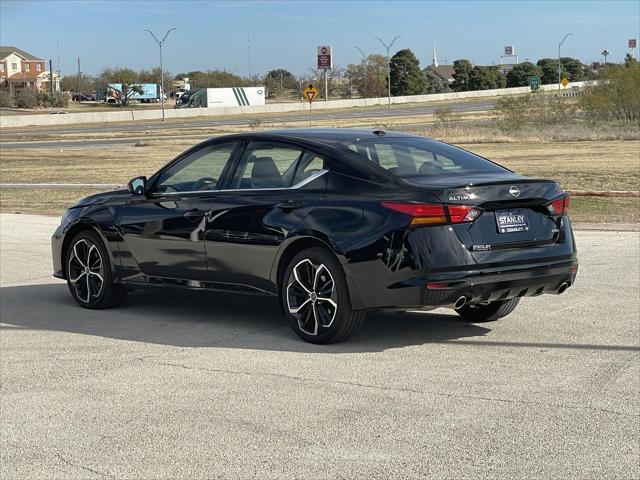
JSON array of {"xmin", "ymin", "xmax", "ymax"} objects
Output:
[{"xmin": 175, "ymin": 87, "xmax": 265, "ymax": 108}]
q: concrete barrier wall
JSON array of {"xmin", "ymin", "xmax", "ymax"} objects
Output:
[{"xmin": 0, "ymin": 81, "xmax": 589, "ymax": 129}]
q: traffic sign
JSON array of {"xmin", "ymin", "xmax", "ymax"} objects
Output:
[
  {"xmin": 528, "ymin": 75, "xmax": 539, "ymax": 91},
  {"xmin": 317, "ymin": 45, "xmax": 333, "ymax": 70},
  {"xmin": 561, "ymin": 77, "xmax": 570, "ymax": 88},
  {"xmin": 303, "ymin": 84, "xmax": 319, "ymax": 103},
  {"xmin": 630, "ymin": 39, "xmax": 637, "ymax": 49}
]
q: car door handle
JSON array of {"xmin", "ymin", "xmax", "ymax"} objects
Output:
[
  {"xmin": 277, "ymin": 200, "xmax": 303, "ymax": 211},
  {"xmin": 184, "ymin": 209, "xmax": 203, "ymax": 220}
]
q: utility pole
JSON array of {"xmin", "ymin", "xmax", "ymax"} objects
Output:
[
  {"xmin": 77, "ymin": 58, "xmax": 81, "ymax": 99},
  {"xmin": 374, "ymin": 35, "xmax": 401, "ymax": 108},
  {"xmin": 558, "ymin": 33, "xmax": 573, "ymax": 90},
  {"xmin": 355, "ymin": 47, "xmax": 367, "ymax": 101},
  {"xmin": 145, "ymin": 28, "xmax": 176, "ymax": 121},
  {"xmin": 247, "ymin": 33, "xmax": 252, "ymax": 82},
  {"xmin": 49, "ymin": 59, "xmax": 54, "ymax": 94}
]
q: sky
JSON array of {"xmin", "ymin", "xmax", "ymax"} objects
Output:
[{"xmin": 1, "ymin": 0, "xmax": 639, "ymax": 78}]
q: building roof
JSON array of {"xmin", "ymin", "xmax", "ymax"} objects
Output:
[
  {"xmin": 425, "ymin": 64, "xmax": 455, "ymax": 81},
  {"xmin": 8, "ymin": 70, "xmax": 49, "ymax": 81},
  {"xmin": 0, "ymin": 46, "xmax": 43, "ymax": 61}
]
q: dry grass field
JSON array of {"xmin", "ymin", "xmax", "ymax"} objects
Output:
[{"xmin": 1, "ymin": 139, "xmax": 638, "ymax": 223}]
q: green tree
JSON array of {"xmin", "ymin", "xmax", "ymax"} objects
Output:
[
  {"xmin": 188, "ymin": 70, "xmax": 247, "ymax": 88},
  {"xmin": 0, "ymin": 90, "xmax": 12, "ymax": 107},
  {"xmin": 138, "ymin": 67, "xmax": 173, "ymax": 92},
  {"xmin": 98, "ymin": 67, "xmax": 139, "ymax": 84},
  {"xmin": 624, "ymin": 53, "xmax": 638, "ymax": 67},
  {"xmin": 537, "ymin": 57, "xmax": 585, "ymax": 84},
  {"xmin": 15, "ymin": 89, "xmax": 36, "ymax": 108},
  {"xmin": 451, "ymin": 59, "xmax": 473, "ymax": 91},
  {"xmin": 347, "ymin": 54, "xmax": 388, "ymax": 98},
  {"xmin": 468, "ymin": 66, "xmax": 506, "ymax": 90},
  {"xmin": 60, "ymin": 73, "xmax": 95, "ymax": 94},
  {"xmin": 580, "ymin": 62, "xmax": 640, "ymax": 123},
  {"xmin": 263, "ymin": 69, "xmax": 297, "ymax": 97},
  {"xmin": 506, "ymin": 62, "xmax": 542, "ymax": 87},
  {"xmin": 423, "ymin": 69, "xmax": 451, "ymax": 93},
  {"xmin": 389, "ymin": 48, "xmax": 427, "ymax": 96}
]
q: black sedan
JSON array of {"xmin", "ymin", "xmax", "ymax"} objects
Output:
[{"xmin": 52, "ymin": 129, "xmax": 578, "ymax": 343}]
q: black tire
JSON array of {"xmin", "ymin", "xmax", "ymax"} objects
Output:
[
  {"xmin": 65, "ymin": 230, "xmax": 127, "ymax": 309},
  {"xmin": 281, "ymin": 247, "xmax": 364, "ymax": 344},
  {"xmin": 455, "ymin": 297, "xmax": 520, "ymax": 323}
]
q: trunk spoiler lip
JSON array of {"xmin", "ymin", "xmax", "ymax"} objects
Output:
[{"xmin": 402, "ymin": 174, "xmax": 559, "ymax": 190}]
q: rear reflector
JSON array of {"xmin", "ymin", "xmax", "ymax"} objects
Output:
[
  {"xmin": 426, "ymin": 282, "xmax": 452, "ymax": 290},
  {"xmin": 382, "ymin": 202, "xmax": 447, "ymax": 226}
]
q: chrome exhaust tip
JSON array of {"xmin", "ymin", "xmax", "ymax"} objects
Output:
[
  {"xmin": 557, "ymin": 282, "xmax": 569, "ymax": 294},
  {"xmin": 454, "ymin": 296, "xmax": 468, "ymax": 309}
]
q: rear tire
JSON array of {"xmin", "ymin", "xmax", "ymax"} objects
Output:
[
  {"xmin": 455, "ymin": 298, "xmax": 520, "ymax": 323},
  {"xmin": 65, "ymin": 230, "xmax": 127, "ymax": 309},
  {"xmin": 281, "ymin": 247, "xmax": 364, "ymax": 344}
]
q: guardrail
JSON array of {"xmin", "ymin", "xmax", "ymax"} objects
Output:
[{"xmin": 0, "ymin": 81, "xmax": 592, "ymax": 129}]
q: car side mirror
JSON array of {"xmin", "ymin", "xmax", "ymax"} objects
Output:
[{"xmin": 127, "ymin": 176, "xmax": 147, "ymax": 195}]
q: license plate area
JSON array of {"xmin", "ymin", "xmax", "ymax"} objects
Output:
[{"xmin": 495, "ymin": 208, "xmax": 529, "ymax": 233}]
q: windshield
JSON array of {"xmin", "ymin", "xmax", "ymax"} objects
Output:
[{"xmin": 340, "ymin": 137, "xmax": 508, "ymax": 178}]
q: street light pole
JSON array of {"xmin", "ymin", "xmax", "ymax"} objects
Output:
[
  {"xmin": 558, "ymin": 33, "xmax": 573, "ymax": 90},
  {"xmin": 355, "ymin": 47, "xmax": 367, "ymax": 100},
  {"xmin": 375, "ymin": 35, "xmax": 401, "ymax": 108},
  {"xmin": 145, "ymin": 28, "xmax": 176, "ymax": 121}
]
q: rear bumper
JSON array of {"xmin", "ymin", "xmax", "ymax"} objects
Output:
[
  {"xmin": 356, "ymin": 257, "xmax": 579, "ymax": 311},
  {"xmin": 421, "ymin": 259, "xmax": 578, "ymax": 307}
]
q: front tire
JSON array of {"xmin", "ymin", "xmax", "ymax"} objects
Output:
[
  {"xmin": 281, "ymin": 247, "xmax": 364, "ymax": 344},
  {"xmin": 455, "ymin": 298, "xmax": 520, "ymax": 323},
  {"xmin": 65, "ymin": 230, "xmax": 126, "ymax": 309}
]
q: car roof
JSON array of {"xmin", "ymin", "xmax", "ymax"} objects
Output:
[{"xmin": 216, "ymin": 128, "xmax": 419, "ymax": 146}]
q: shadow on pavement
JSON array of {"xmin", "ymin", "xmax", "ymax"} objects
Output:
[{"xmin": 0, "ymin": 282, "xmax": 491, "ymax": 353}]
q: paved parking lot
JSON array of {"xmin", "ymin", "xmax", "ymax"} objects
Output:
[{"xmin": 1, "ymin": 213, "xmax": 638, "ymax": 479}]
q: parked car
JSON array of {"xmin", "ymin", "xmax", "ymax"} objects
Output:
[{"xmin": 51, "ymin": 129, "xmax": 578, "ymax": 343}]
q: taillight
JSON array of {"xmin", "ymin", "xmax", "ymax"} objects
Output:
[
  {"xmin": 547, "ymin": 194, "xmax": 570, "ymax": 216},
  {"xmin": 382, "ymin": 202, "xmax": 481, "ymax": 226},
  {"xmin": 382, "ymin": 202, "xmax": 447, "ymax": 226}
]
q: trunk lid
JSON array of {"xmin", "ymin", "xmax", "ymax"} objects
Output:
[{"xmin": 404, "ymin": 173, "xmax": 565, "ymax": 258}]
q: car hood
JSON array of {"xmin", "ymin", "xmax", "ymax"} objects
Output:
[{"xmin": 72, "ymin": 189, "xmax": 128, "ymax": 208}]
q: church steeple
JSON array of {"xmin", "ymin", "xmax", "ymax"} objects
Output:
[{"xmin": 432, "ymin": 41, "xmax": 439, "ymax": 67}]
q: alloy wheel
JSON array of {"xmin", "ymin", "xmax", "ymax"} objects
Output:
[
  {"xmin": 67, "ymin": 238, "xmax": 104, "ymax": 304},
  {"xmin": 286, "ymin": 258, "xmax": 338, "ymax": 336}
]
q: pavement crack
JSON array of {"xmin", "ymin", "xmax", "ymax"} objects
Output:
[
  {"xmin": 54, "ymin": 453, "xmax": 116, "ymax": 479},
  {"xmin": 139, "ymin": 359, "xmax": 638, "ymax": 418}
]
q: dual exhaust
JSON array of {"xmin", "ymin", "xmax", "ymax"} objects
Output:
[{"xmin": 453, "ymin": 281, "xmax": 570, "ymax": 309}]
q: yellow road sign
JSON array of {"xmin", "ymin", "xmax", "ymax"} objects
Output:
[
  {"xmin": 303, "ymin": 84, "xmax": 319, "ymax": 103},
  {"xmin": 561, "ymin": 77, "xmax": 570, "ymax": 87}
]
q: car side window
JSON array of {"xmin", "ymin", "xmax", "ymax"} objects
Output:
[
  {"xmin": 155, "ymin": 142, "xmax": 238, "ymax": 193},
  {"xmin": 229, "ymin": 142, "xmax": 305, "ymax": 189},
  {"xmin": 291, "ymin": 153, "xmax": 325, "ymax": 184}
]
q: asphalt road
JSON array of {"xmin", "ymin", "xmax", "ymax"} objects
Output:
[
  {"xmin": 1, "ymin": 213, "xmax": 638, "ymax": 479},
  {"xmin": 0, "ymin": 99, "xmax": 496, "ymax": 138}
]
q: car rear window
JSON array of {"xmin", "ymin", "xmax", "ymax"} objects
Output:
[{"xmin": 341, "ymin": 137, "xmax": 508, "ymax": 178}]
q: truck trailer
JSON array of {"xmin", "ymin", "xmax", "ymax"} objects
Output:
[
  {"xmin": 175, "ymin": 87, "xmax": 265, "ymax": 108},
  {"xmin": 101, "ymin": 83, "xmax": 164, "ymax": 103}
]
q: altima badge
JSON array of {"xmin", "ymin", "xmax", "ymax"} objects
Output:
[{"xmin": 509, "ymin": 185, "xmax": 520, "ymax": 197}]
